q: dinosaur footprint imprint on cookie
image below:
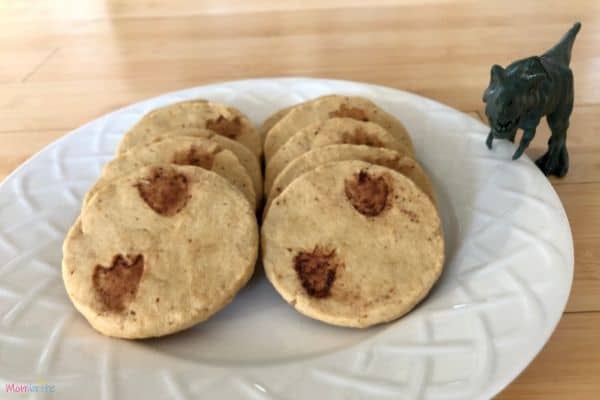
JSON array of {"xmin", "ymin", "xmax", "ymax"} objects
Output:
[
  {"xmin": 172, "ymin": 145, "xmax": 218, "ymax": 169},
  {"xmin": 206, "ymin": 115, "xmax": 242, "ymax": 139},
  {"xmin": 294, "ymin": 247, "xmax": 344, "ymax": 298},
  {"xmin": 93, "ymin": 254, "xmax": 144, "ymax": 312},
  {"xmin": 340, "ymin": 127, "xmax": 384, "ymax": 147},
  {"xmin": 136, "ymin": 167, "xmax": 190, "ymax": 216},
  {"xmin": 329, "ymin": 104, "xmax": 369, "ymax": 121},
  {"xmin": 344, "ymin": 170, "xmax": 392, "ymax": 217}
]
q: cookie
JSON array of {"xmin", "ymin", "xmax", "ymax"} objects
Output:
[
  {"xmin": 266, "ymin": 144, "xmax": 435, "ymax": 211},
  {"xmin": 263, "ymin": 95, "xmax": 414, "ymax": 160},
  {"xmin": 117, "ymin": 128, "xmax": 262, "ymax": 202},
  {"xmin": 265, "ymin": 118, "xmax": 410, "ymax": 194},
  {"xmin": 63, "ymin": 165, "xmax": 259, "ymax": 338},
  {"xmin": 261, "ymin": 160, "xmax": 444, "ymax": 328},
  {"xmin": 258, "ymin": 95, "xmax": 341, "ymax": 139},
  {"xmin": 85, "ymin": 136, "xmax": 257, "ymax": 210},
  {"xmin": 118, "ymin": 99, "xmax": 262, "ymax": 157}
]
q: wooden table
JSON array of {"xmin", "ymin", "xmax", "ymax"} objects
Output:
[{"xmin": 1, "ymin": 1, "xmax": 598, "ymax": 398}]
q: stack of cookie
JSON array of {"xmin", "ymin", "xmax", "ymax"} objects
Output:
[
  {"xmin": 260, "ymin": 95, "xmax": 445, "ymax": 328},
  {"xmin": 62, "ymin": 100, "xmax": 261, "ymax": 338}
]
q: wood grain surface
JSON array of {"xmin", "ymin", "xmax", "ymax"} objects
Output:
[{"xmin": 1, "ymin": 1, "xmax": 598, "ymax": 398}]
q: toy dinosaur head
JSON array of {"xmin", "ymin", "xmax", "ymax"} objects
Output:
[{"xmin": 482, "ymin": 57, "xmax": 549, "ymax": 139}]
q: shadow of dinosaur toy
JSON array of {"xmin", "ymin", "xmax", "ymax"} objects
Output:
[{"xmin": 483, "ymin": 22, "xmax": 581, "ymax": 177}]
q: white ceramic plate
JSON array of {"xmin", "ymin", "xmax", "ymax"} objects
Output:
[{"xmin": 0, "ymin": 78, "xmax": 573, "ymax": 400}]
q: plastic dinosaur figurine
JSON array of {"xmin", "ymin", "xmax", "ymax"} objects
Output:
[{"xmin": 483, "ymin": 22, "xmax": 581, "ymax": 177}]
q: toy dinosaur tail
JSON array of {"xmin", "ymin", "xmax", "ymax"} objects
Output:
[{"xmin": 543, "ymin": 22, "xmax": 581, "ymax": 66}]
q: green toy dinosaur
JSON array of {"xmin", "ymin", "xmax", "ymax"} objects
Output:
[{"xmin": 483, "ymin": 22, "xmax": 581, "ymax": 177}]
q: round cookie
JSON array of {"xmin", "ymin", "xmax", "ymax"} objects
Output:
[
  {"xmin": 63, "ymin": 165, "xmax": 259, "ymax": 338},
  {"xmin": 118, "ymin": 99, "xmax": 262, "ymax": 157},
  {"xmin": 259, "ymin": 95, "xmax": 341, "ymax": 139},
  {"xmin": 266, "ymin": 144, "xmax": 435, "ymax": 211},
  {"xmin": 263, "ymin": 95, "xmax": 414, "ymax": 161},
  {"xmin": 259, "ymin": 95, "xmax": 352, "ymax": 140},
  {"xmin": 118, "ymin": 128, "xmax": 262, "ymax": 201},
  {"xmin": 265, "ymin": 118, "xmax": 410, "ymax": 194},
  {"xmin": 85, "ymin": 136, "xmax": 257, "ymax": 210},
  {"xmin": 261, "ymin": 160, "xmax": 444, "ymax": 328}
]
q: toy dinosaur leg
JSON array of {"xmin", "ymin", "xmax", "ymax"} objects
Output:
[
  {"xmin": 536, "ymin": 74, "xmax": 573, "ymax": 177},
  {"xmin": 558, "ymin": 144, "xmax": 569, "ymax": 177},
  {"xmin": 508, "ymin": 130, "xmax": 517, "ymax": 143},
  {"xmin": 512, "ymin": 129, "xmax": 535, "ymax": 160},
  {"xmin": 536, "ymin": 115, "xmax": 569, "ymax": 177}
]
